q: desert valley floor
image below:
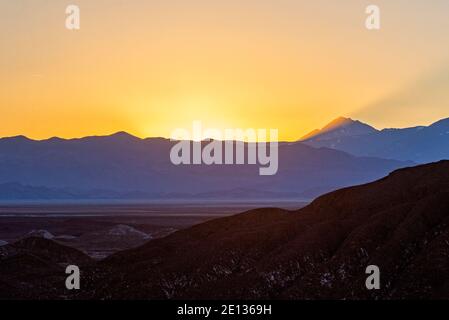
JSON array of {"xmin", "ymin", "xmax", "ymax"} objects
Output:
[{"xmin": 0, "ymin": 201, "xmax": 307, "ymax": 259}]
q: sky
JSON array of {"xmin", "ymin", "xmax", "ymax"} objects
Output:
[{"xmin": 1, "ymin": 0, "xmax": 449, "ymax": 140}]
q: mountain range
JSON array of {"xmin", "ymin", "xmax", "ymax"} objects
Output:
[
  {"xmin": 2, "ymin": 160, "xmax": 449, "ymax": 299},
  {"xmin": 0, "ymin": 131, "xmax": 413, "ymax": 201},
  {"xmin": 1, "ymin": 116, "xmax": 448, "ymax": 201},
  {"xmin": 301, "ymin": 116, "xmax": 449, "ymax": 163}
]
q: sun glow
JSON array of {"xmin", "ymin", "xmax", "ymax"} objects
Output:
[{"xmin": 1, "ymin": 1, "xmax": 449, "ymax": 140}]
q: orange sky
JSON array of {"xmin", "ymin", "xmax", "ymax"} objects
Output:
[{"xmin": 1, "ymin": 0, "xmax": 449, "ymax": 141}]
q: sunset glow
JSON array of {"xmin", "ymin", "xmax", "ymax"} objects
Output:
[{"xmin": 1, "ymin": 0, "xmax": 449, "ymax": 140}]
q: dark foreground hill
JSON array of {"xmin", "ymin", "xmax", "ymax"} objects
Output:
[
  {"xmin": 0, "ymin": 237, "xmax": 91, "ymax": 299},
  {"xmin": 85, "ymin": 161, "xmax": 449, "ymax": 299},
  {"xmin": 1, "ymin": 161, "xmax": 449, "ymax": 299}
]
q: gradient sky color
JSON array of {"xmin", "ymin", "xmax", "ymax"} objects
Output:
[{"xmin": 1, "ymin": 0, "xmax": 449, "ymax": 140}]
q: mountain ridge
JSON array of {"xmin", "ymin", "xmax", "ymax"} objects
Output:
[
  {"xmin": 0, "ymin": 134, "xmax": 411, "ymax": 200},
  {"xmin": 300, "ymin": 117, "xmax": 378, "ymax": 141},
  {"xmin": 302, "ymin": 116, "xmax": 449, "ymax": 163}
]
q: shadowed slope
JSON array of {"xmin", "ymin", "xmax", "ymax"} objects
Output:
[
  {"xmin": 0, "ymin": 237, "xmax": 92, "ymax": 299},
  {"xmin": 83, "ymin": 161, "xmax": 449, "ymax": 299}
]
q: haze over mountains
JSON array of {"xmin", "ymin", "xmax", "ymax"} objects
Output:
[
  {"xmin": 302, "ymin": 116, "xmax": 449, "ymax": 163},
  {"xmin": 0, "ymin": 131, "xmax": 412, "ymax": 201}
]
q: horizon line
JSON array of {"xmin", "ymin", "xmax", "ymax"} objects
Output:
[{"xmin": 0, "ymin": 115, "xmax": 447, "ymax": 142}]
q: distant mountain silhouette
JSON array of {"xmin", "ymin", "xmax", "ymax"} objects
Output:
[
  {"xmin": 301, "ymin": 117, "xmax": 377, "ymax": 140},
  {"xmin": 0, "ymin": 182, "xmax": 154, "ymax": 200},
  {"xmin": 0, "ymin": 182, "xmax": 91, "ymax": 200},
  {"xmin": 303, "ymin": 117, "xmax": 449, "ymax": 163},
  {"xmin": 0, "ymin": 133, "xmax": 411, "ymax": 200}
]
